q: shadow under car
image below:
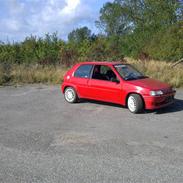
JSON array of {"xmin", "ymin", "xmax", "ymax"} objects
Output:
[{"xmin": 79, "ymin": 98, "xmax": 183, "ymax": 114}]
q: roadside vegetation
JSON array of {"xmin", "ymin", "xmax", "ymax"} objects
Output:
[
  {"xmin": 0, "ymin": 0, "xmax": 182, "ymax": 87},
  {"xmin": 0, "ymin": 64, "xmax": 67, "ymax": 85},
  {"xmin": 0, "ymin": 59, "xmax": 183, "ymax": 88},
  {"xmin": 127, "ymin": 58, "xmax": 183, "ymax": 88}
]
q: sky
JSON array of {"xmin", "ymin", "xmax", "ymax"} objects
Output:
[{"xmin": 0, "ymin": 0, "xmax": 112, "ymax": 42}]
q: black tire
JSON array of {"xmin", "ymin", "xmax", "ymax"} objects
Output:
[
  {"xmin": 127, "ymin": 94, "xmax": 144, "ymax": 113},
  {"xmin": 64, "ymin": 87, "xmax": 78, "ymax": 103}
]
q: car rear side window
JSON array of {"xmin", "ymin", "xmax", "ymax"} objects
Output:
[{"xmin": 74, "ymin": 64, "xmax": 93, "ymax": 78}]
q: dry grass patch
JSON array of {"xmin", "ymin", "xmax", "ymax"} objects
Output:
[
  {"xmin": 0, "ymin": 60, "xmax": 183, "ymax": 87},
  {"xmin": 11, "ymin": 65, "xmax": 67, "ymax": 84},
  {"xmin": 0, "ymin": 64, "xmax": 67, "ymax": 85},
  {"xmin": 12, "ymin": 65, "xmax": 63, "ymax": 84},
  {"xmin": 0, "ymin": 65, "xmax": 4, "ymax": 85},
  {"xmin": 126, "ymin": 58, "xmax": 183, "ymax": 88}
]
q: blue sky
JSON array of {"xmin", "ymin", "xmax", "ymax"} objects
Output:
[{"xmin": 0, "ymin": 0, "xmax": 112, "ymax": 42}]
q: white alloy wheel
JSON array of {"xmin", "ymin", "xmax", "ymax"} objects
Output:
[
  {"xmin": 64, "ymin": 87, "xmax": 77, "ymax": 103},
  {"xmin": 128, "ymin": 96, "xmax": 137, "ymax": 113},
  {"xmin": 127, "ymin": 94, "xmax": 144, "ymax": 113}
]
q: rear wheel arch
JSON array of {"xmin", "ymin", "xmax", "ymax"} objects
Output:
[
  {"xmin": 64, "ymin": 85, "xmax": 76, "ymax": 92},
  {"xmin": 64, "ymin": 85, "xmax": 80, "ymax": 96}
]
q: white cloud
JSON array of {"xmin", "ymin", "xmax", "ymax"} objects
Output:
[
  {"xmin": 0, "ymin": 0, "xmax": 110, "ymax": 42},
  {"xmin": 4, "ymin": 19, "xmax": 21, "ymax": 31},
  {"xmin": 61, "ymin": 0, "xmax": 80, "ymax": 15},
  {"xmin": 7, "ymin": 0, "xmax": 25, "ymax": 15},
  {"xmin": 26, "ymin": 0, "xmax": 84, "ymax": 37}
]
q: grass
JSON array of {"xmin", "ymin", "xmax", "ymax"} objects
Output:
[
  {"xmin": 0, "ymin": 64, "xmax": 67, "ymax": 85},
  {"xmin": 0, "ymin": 59, "xmax": 183, "ymax": 87},
  {"xmin": 126, "ymin": 58, "xmax": 183, "ymax": 88},
  {"xmin": 0, "ymin": 65, "xmax": 4, "ymax": 85}
]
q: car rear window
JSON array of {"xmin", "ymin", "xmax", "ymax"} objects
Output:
[{"xmin": 74, "ymin": 64, "xmax": 93, "ymax": 78}]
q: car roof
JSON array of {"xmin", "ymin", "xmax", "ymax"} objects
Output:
[{"xmin": 77, "ymin": 61, "xmax": 127, "ymax": 66}]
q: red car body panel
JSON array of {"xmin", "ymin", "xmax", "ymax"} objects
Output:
[
  {"xmin": 87, "ymin": 79, "xmax": 123, "ymax": 104},
  {"xmin": 61, "ymin": 62, "xmax": 176, "ymax": 110},
  {"xmin": 127, "ymin": 78, "xmax": 170, "ymax": 90}
]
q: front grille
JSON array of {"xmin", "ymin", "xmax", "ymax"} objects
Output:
[
  {"xmin": 162, "ymin": 88, "xmax": 172, "ymax": 94},
  {"xmin": 155, "ymin": 95, "xmax": 174, "ymax": 106}
]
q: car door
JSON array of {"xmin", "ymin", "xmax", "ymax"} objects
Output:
[
  {"xmin": 71, "ymin": 64, "xmax": 93, "ymax": 98},
  {"xmin": 88, "ymin": 65, "xmax": 122, "ymax": 104}
]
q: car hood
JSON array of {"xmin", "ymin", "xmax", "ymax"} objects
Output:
[{"xmin": 127, "ymin": 78, "xmax": 170, "ymax": 90}]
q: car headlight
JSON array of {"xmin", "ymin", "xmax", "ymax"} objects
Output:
[{"xmin": 150, "ymin": 90, "xmax": 163, "ymax": 96}]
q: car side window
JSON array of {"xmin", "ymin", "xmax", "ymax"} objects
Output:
[
  {"xmin": 92, "ymin": 65, "xmax": 117, "ymax": 82},
  {"xmin": 74, "ymin": 64, "xmax": 93, "ymax": 78},
  {"xmin": 100, "ymin": 65, "xmax": 111, "ymax": 74}
]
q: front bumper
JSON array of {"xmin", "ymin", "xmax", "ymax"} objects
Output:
[{"xmin": 143, "ymin": 91, "xmax": 176, "ymax": 110}]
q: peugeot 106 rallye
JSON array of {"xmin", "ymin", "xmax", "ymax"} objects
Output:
[{"xmin": 61, "ymin": 62, "xmax": 176, "ymax": 113}]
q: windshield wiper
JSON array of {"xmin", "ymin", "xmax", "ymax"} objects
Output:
[
  {"xmin": 137, "ymin": 76, "xmax": 148, "ymax": 79},
  {"xmin": 125, "ymin": 77, "xmax": 138, "ymax": 81},
  {"xmin": 125, "ymin": 76, "xmax": 148, "ymax": 81}
]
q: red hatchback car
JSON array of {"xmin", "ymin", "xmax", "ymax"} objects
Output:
[{"xmin": 61, "ymin": 62, "xmax": 176, "ymax": 113}]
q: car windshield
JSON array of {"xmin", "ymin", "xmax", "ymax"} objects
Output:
[{"xmin": 114, "ymin": 64, "xmax": 147, "ymax": 81}]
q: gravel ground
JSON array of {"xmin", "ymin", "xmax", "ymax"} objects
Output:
[{"xmin": 0, "ymin": 85, "xmax": 183, "ymax": 183}]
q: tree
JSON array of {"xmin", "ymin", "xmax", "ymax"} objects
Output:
[
  {"xmin": 144, "ymin": 21, "xmax": 183, "ymax": 61},
  {"xmin": 68, "ymin": 26, "xmax": 92, "ymax": 43},
  {"xmin": 97, "ymin": 0, "xmax": 180, "ymax": 36},
  {"xmin": 96, "ymin": 2, "xmax": 132, "ymax": 36},
  {"xmin": 96, "ymin": 0, "xmax": 182, "ymax": 59}
]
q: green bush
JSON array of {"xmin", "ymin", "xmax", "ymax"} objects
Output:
[
  {"xmin": 0, "ymin": 33, "xmax": 64, "ymax": 65},
  {"xmin": 144, "ymin": 22, "xmax": 183, "ymax": 61}
]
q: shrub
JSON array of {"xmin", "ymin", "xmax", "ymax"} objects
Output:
[{"xmin": 144, "ymin": 22, "xmax": 183, "ymax": 61}]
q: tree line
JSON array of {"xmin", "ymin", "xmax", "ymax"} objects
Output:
[{"xmin": 0, "ymin": 0, "xmax": 182, "ymax": 66}]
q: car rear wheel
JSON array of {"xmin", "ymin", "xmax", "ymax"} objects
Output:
[
  {"xmin": 64, "ymin": 87, "xmax": 78, "ymax": 103},
  {"xmin": 127, "ymin": 94, "xmax": 144, "ymax": 113}
]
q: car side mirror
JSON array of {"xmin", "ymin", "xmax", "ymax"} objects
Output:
[{"xmin": 111, "ymin": 78, "xmax": 120, "ymax": 84}]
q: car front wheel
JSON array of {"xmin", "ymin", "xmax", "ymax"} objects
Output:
[
  {"xmin": 127, "ymin": 94, "xmax": 144, "ymax": 113},
  {"xmin": 64, "ymin": 87, "xmax": 78, "ymax": 103}
]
